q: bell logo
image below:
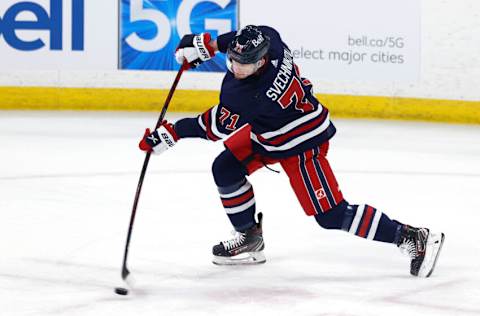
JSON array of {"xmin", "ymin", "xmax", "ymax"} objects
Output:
[{"xmin": 0, "ymin": 0, "xmax": 84, "ymax": 51}]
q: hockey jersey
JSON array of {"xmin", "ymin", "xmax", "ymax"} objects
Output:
[{"xmin": 175, "ymin": 26, "xmax": 336, "ymax": 159}]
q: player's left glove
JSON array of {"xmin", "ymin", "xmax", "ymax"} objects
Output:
[
  {"xmin": 175, "ymin": 33, "xmax": 216, "ymax": 69},
  {"xmin": 138, "ymin": 121, "xmax": 179, "ymax": 155}
]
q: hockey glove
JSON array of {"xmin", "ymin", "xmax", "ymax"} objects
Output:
[
  {"xmin": 175, "ymin": 33, "xmax": 215, "ymax": 69},
  {"xmin": 138, "ymin": 121, "xmax": 179, "ymax": 155}
]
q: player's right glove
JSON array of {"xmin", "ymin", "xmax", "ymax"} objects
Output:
[
  {"xmin": 175, "ymin": 33, "xmax": 215, "ymax": 69},
  {"xmin": 138, "ymin": 121, "xmax": 179, "ymax": 155}
]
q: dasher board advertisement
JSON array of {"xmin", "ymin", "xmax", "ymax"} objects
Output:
[
  {"xmin": 240, "ymin": 0, "xmax": 420, "ymax": 83},
  {"xmin": 0, "ymin": 0, "xmax": 117, "ymax": 70},
  {"xmin": 120, "ymin": 0, "xmax": 238, "ymax": 72}
]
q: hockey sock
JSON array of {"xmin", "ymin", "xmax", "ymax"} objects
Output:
[
  {"xmin": 314, "ymin": 201, "xmax": 403, "ymax": 243},
  {"xmin": 212, "ymin": 149, "xmax": 255, "ymax": 232},
  {"xmin": 218, "ymin": 179, "xmax": 256, "ymax": 232}
]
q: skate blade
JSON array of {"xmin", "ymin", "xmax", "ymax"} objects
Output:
[
  {"xmin": 418, "ymin": 232, "xmax": 445, "ymax": 277},
  {"xmin": 212, "ymin": 251, "xmax": 266, "ymax": 266}
]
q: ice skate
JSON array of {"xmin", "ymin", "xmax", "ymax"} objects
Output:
[
  {"xmin": 397, "ymin": 225, "xmax": 445, "ymax": 277},
  {"xmin": 212, "ymin": 213, "xmax": 266, "ymax": 265}
]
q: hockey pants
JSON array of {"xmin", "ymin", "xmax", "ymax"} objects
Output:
[{"xmin": 212, "ymin": 125, "xmax": 402, "ymax": 243}]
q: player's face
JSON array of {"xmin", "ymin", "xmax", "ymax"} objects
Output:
[
  {"xmin": 230, "ymin": 58, "xmax": 266, "ymax": 80},
  {"xmin": 230, "ymin": 60, "xmax": 258, "ymax": 79}
]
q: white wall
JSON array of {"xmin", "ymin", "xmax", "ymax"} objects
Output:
[{"xmin": 0, "ymin": 0, "xmax": 479, "ymax": 101}]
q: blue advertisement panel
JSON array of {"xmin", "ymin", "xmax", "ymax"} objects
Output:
[{"xmin": 121, "ymin": 0, "xmax": 237, "ymax": 72}]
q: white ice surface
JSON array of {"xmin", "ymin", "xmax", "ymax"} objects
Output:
[{"xmin": 0, "ymin": 111, "xmax": 479, "ymax": 316}]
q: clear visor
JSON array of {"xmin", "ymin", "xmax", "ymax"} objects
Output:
[{"xmin": 226, "ymin": 56, "xmax": 261, "ymax": 78}]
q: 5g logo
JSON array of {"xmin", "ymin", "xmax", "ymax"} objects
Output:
[{"xmin": 121, "ymin": 0, "xmax": 237, "ymax": 71}]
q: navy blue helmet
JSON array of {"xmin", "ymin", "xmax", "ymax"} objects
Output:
[{"xmin": 227, "ymin": 25, "xmax": 271, "ymax": 64}]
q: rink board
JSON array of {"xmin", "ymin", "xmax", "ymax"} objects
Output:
[{"xmin": 0, "ymin": 86, "xmax": 479, "ymax": 124}]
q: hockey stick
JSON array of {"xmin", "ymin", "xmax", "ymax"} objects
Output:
[{"xmin": 119, "ymin": 63, "xmax": 187, "ymax": 288}]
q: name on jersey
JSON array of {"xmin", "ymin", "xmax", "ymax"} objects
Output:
[{"xmin": 266, "ymin": 48, "xmax": 294, "ymax": 102}]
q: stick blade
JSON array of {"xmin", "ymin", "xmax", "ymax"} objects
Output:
[
  {"xmin": 121, "ymin": 266, "xmax": 136, "ymax": 289},
  {"xmin": 121, "ymin": 266, "xmax": 130, "ymax": 280}
]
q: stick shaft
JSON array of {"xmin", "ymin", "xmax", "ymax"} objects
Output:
[{"xmin": 121, "ymin": 65, "xmax": 186, "ymax": 280}]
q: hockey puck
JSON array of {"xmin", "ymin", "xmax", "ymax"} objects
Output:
[{"xmin": 114, "ymin": 287, "xmax": 129, "ymax": 295}]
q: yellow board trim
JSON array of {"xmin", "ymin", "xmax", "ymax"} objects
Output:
[{"xmin": 1, "ymin": 86, "xmax": 479, "ymax": 124}]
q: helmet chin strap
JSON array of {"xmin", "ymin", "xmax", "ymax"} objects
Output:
[{"xmin": 226, "ymin": 57, "xmax": 234, "ymax": 73}]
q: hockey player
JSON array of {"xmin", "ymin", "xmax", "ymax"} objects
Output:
[{"xmin": 139, "ymin": 25, "xmax": 445, "ymax": 277}]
